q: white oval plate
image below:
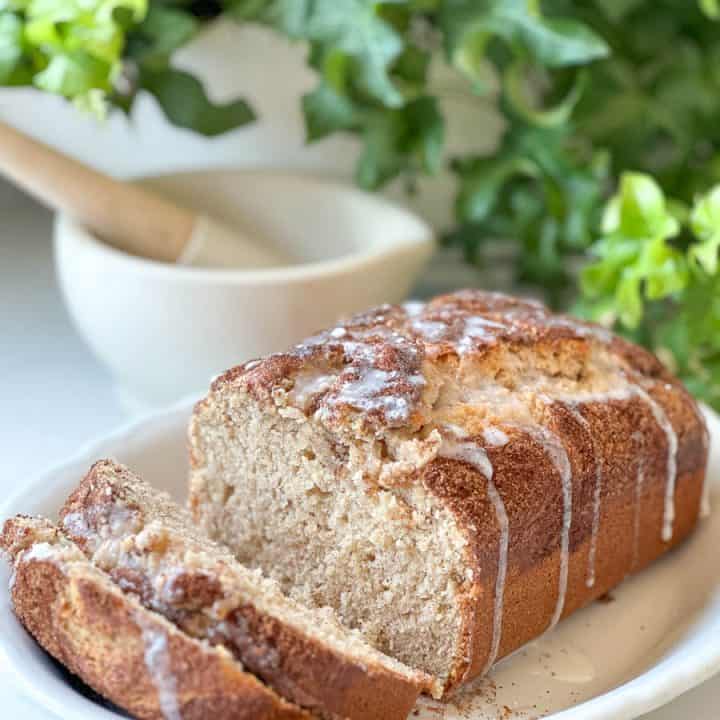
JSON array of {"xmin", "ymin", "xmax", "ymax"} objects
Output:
[{"xmin": 1, "ymin": 398, "xmax": 719, "ymax": 720}]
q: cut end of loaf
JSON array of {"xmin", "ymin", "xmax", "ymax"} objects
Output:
[{"xmin": 190, "ymin": 391, "xmax": 466, "ymax": 693}]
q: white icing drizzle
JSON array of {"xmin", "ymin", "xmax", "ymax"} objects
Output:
[
  {"xmin": 440, "ymin": 432, "xmax": 493, "ymax": 479},
  {"xmin": 630, "ymin": 431, "xmax": 646, "ymax": 571},
  {"xmin": 410, "ymin": 318, "xmax": 449, "ymax": 342},
  {"xmin": 483, "ymin": 427, "xmax": 509, "ymax": 447},
  {"xmin": 402, "ymin": 300, "xmax": 425, "ymax": 317},
  {"xmin": 135, "ymin": 614, "xmax": 182, "ymax": 720},
  {"xmin": 525, "ymin": 424, "xmax": 572, "ymax": 631},
  {"xmin": 629, "ymin": 385, "xmax": 678, "ymax": 542},
  {"xmin": 439, "ymin": 428, "xmax": 509, "ymax": 676},
  {"xmin": 457, "ymin": 316, "xmax": 508, "ymax": 355},
  {"xmin": 443, "ymin": 422, "xmax": 468, "ymax": 438},
  {"xmin": 564, "ymin": 403, "xmax": 602, "ymax": 589},
  {"xmin": 63, "ymin": 506, "xmax": 139, "ymax": 551},
  {"xmin": 23, "ymin": 542, "xmax": 58, "ymax": 563},
  {"xmin": 304, "ymin": 325, "xmax": 425, "ymax": 426},
  {"xmin": 331, "ymin": 368, "xmax": 412, "ymax": 423},
  {"xmin": 289, "ymin": 372, "xmax": 336, "ymax": 409},
  {"xmin": 62, "ymin": 511, "xmax": 91, "ymax": 539},
  {"xmin": 556, "ymin": 381, "xmax": 682, "ymax": 543},
  {"xmin": 480, "ymin": 476, "xmax": 509, "ymax": 674}
]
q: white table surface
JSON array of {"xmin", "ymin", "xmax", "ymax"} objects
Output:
[{"xmin": 0, "ymin": 183, "xmax": 716, "ymax": 718}]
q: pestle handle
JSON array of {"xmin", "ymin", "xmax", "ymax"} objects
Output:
[{"xmin": 0, "ymin": 121, "xmax": 194, "ymax": 263}]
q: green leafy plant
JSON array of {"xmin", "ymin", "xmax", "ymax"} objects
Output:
[
  {"xmin": 2, "ymin": 0, "xmax": 720, "ymax": 406},
  {"xmin": 0, "ymin": 0, "xmax": 254, "ymax": 132},
  {"xmin": 580, "ymin": 173, "xmax": 720, "ymax": 408}
]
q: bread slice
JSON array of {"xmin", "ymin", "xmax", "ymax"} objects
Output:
[
  {"xmin": 59, "ymin": 460, "xmax": 428, "ymax": 719},
  {"xmin": 0, "ymin": 515, "xmax": 310, "ymax": 720},
  {"xmin": 187, "ymin": 289, "xmax": 709, "ymax": 695}
]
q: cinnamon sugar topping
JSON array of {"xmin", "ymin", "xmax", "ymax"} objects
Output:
[{"xmin": 218, "ymin": 291, "xmax": 622, "ymax": 433}]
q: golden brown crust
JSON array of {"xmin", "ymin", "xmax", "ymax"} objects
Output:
[
  {"xmin": 216, "ymin": 604, "xmax": 422, "ymax": 719},
  {"xmin": 1, "ymin": 517, "xmax": 311, "ymax": 720},
  {"xmin": 422, "ymin": 382, "xmax": 707, "ymax": 691},
  {"xmin": 59, "ymin": 460, "xmax": 425, "ymax": 720}
]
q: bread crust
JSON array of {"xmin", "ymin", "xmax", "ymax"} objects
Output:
[
  {"xmin": 193, "ymin": 289, "xmax": 709, "ymax": 695},
  {"xmin": 421, "ymin": 388, "xmax": 706, "ymax": 690},
  {"xmin": 1, "ymin": 517, "xmax": 311, "ymax": 720},
  {"xmin": 59, "ymin": 460, "xmax": 426, "ymax": 720}
]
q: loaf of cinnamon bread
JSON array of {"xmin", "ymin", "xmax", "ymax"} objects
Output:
[{"xmin": 188, "ymin": 289, "xmax": 709, "ymax": 697}]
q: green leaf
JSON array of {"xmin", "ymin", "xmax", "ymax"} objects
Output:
[
  {"xmin": 442, "ymin": 221, "xmax": 492, "ymax": 263},
  {"xmin": 455, "ymin": 154, "xmax": 537, "ymax": 223},
  {"xmin": 690, "ymin": 185, "xmax": 720, "ymax": 274},
  {"xmin": 613, "ymin": 172, "xmax": 679, "ymax": 239},
  {"xmin": 454, "ymin": 121, "xmax": 608, "ymax": 266},
  {"xmin": 304, "ymin": 0, "xmax": 404, "ymax": 107},
  {"xmin": 408, "ymin": 95, "xmax": 444, "ymax": 174},
  {"xmin": 356, "ymin": 95, "xmax": 444, "ymax": 189},
  {"xmin": 301, "ymin": 48, "xmax": 358, "ymax": 141},
  {"xmin": 302, "ymin": 82, "xmax": 357, "ymax": 141},
  {"xmin": 391, "ymin": 44, "xmax": 430, "ymax": 96},
  {"xmin": 25, "ymin": 0, "xmax": 145, "ymax": 25},
  {"xmin": 33, "ymin": 50, "xmax": 111, "ymax": 96},
  {"xmin": 616, "ymin": 272, "xmax": 643, "ymax": 328},
  {"xmin": 73, "ymin": 86, "xmax": 108, "ymax": 117},
  {"xmin": 126, "ymin": 6, "xmax": 198, "ymax": 65},
  {"xmin": 594, "ymin": 0, "xmax": 645, "ymax": 22},
  {"xmin": 637, "ymin": 239, "xmax": 688, "ymax": 300},
  {"xmin": 581, "ymin": 237, "xmax": 639, "ymax": 297},
  {"xmin": 6, "ymin": 0, "xmax": 149, "ymax": 109},
  {"xmin": 229, "ymin": 0, "xmax": 311, "ymax": 38},
  {"xmin": 447, "ymin": 21, "xmax": 489, "ymax": 91},
  {"xmin": 140, "ymin": 66, "xmax": 255, "ymax": 136},
  {"xmin": 700, "ymin": 0, "xmax": 720, "ymax": 20},
  {"xmin": 528, "ymin": 16, "xmax": 610, "ymax": 67},
  {"xmin": 572, "ymin": 294, "xmax": 618, "ymax": 326},
  {"xmin": 0, "ymin": 12, "xmax": 27, "ymax": 84},
  {"xmin": 440, "ymin": 0, "xmax": 609, "ymax": 83},
  {"xmin": 62, "ymin": 20, "xmax": 125, "ymax": 64},
  {"xmin": 0, "ymin": 0, "xmax": 29, "ymax": 9},
  {"xmin": 503, "ymin": 61, "xmax": 586, "ymax": 128},
  {"xmin": 582, "ymin": 172, "xmax": 688, "ymax": 329}
]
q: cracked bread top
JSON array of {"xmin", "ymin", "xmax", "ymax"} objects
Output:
[{"xmin": 209, "ymin": 289, "xmax": 675, "ymax": 441}]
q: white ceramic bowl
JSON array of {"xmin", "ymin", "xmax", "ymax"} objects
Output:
[{"xmin": 54, "ymin": 169, "xmax": 434, "ymax": 408}]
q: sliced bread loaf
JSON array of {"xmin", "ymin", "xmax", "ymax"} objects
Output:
[
  {"xmin": 59, "ymin": 459, "xmax": 428, "ymax": 719},
  {"xmin": 188, "ymin": 289, "xmax": 709, "ymax": 695},
  {"xmin": 1, "ymin": 515, "xmax": 311, "ymax": 720}
]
